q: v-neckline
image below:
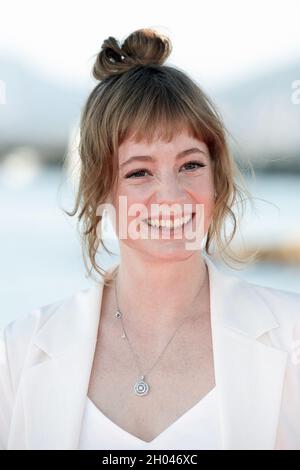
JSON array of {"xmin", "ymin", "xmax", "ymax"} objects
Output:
[{"xmin": 86, "ymin": 386, "xmax": 217, "ymax": 444}]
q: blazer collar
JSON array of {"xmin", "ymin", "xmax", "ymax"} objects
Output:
[
  {"xmin": 33, "ymin": 253, "xmax": 279, "ymax": 357},
  {"xmin": 15, "ymin": 254, "xmax": 287, "ymax": 450},
  {"xmin": 204, "ymin": 254, "xmax": 280, "ymax": 338},
  {"xmin": 32, "ymin": 281, "xmax": 105, "ymax": 358},
  {"xmin": 203, "ymin": 254, "xmax": 288, "ymax": 449}
]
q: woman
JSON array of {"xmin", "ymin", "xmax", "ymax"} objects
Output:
[{"xmin": 1, "ymin": 28, "xmax": 300, "ymax": 451}]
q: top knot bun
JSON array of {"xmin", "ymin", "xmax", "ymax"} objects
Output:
[{"xmin": 92, "ymin": 28, "xmax": 172, "ymax": 81}]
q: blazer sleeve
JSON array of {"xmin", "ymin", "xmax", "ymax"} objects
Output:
[
  {"xmin": 0, "ymin": 326, "xmax": 14, "ymax": 450},
  {"xmin": 0, "ymin": 311, "xmax": 39, "ymax": 450}
]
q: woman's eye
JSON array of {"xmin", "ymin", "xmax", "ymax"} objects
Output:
[
  {"xmin": 125, "ymin": 162, "xmax": 205, "ymax": 179},
  {"xmin": 125, "ymin": 169, "xmax": 150, "ymax": 179},
  {"xmin": 181, "ymin": 161, "xmax": 206, "ymax": 171}
]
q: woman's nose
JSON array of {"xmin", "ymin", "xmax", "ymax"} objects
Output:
[{"xmin": 155, "ymin": 173, "xmax": 186, "ymax": 204}]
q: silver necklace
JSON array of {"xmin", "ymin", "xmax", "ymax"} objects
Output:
[{"xmin": 113, "ymin": 265, "xmax": 208, "ymax": 397}]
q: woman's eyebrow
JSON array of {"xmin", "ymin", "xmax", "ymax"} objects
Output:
[{"xmin": 120, "ymin": 147, "xmax": 206, "ymax": 168}]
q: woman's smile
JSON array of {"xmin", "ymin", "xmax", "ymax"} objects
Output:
[{"xmin": 141, "ymin": 212, "xmax": 196, "ymax": 236}]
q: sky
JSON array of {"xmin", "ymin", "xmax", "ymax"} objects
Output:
[{"xmin": 0, "ymin": 0, "xmax": 299, "ymax": 90}]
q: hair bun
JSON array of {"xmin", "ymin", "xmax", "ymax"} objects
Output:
[{"xmin": 92, "ymin": 28, "xmax": 172, "ymax": 81}]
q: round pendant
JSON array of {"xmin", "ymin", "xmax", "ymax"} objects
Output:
[{"xmin": 134, "ymin": 376, "xmax": 150, "ymax": 396}]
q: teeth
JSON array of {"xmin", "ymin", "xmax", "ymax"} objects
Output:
[{"xmin": 145, "ymin": 214, "xmax": 193, "ymax": 229}]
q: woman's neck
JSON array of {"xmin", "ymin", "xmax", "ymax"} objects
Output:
[{"xmin": 113, "ymin": 249, "xmax": 209, "ymax": 336}]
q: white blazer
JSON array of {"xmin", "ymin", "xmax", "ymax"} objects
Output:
[{"xmin": 1, "ymin": 254, "xmax": 300, "ymax": 450}]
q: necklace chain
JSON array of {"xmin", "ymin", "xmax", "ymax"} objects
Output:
[{"xmin": 113, "ymin": 264, "xmax": 208, "ymax": 396}]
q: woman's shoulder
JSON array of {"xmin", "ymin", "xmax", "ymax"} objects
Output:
[
  {"xmin": 2, "ymin": 290, "xmax": 77, "ymax": 341},
  {"xmin": 243, "ymin": 279, "xmax": 300, "ymax": 333},
  {"xmin": 248, "ymin": 280, "xmax": 300, "ymax": 313},
  {"xmin": 0, "ymin": 284, "xmax": 99, "ymax": 376}
]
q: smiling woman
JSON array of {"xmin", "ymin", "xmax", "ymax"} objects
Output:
[
  {"xmin": 65, "ymin": 29, "xmax": 254, "ymax": 282},
  {"xmin": 1, "ymin": 28, "xmax": 300, "ymax": 451}
]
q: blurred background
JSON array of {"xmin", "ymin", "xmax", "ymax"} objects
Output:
[{"xmin": 0, "ymin": 0, "xmax": 299, "ymax": 329}]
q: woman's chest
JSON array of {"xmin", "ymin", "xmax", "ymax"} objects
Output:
[{"xmin": 88, "ymin": 314, "xmax": 215, "ymax": 443}]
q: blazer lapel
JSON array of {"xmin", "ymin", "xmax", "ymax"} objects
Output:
[
  {"xmin": 204, "ymin": 255, "xmax": 288, "ymax": 449},
  {"xmin": 17, "ymin": 278, "xmax": 107, "ymax": 450}
]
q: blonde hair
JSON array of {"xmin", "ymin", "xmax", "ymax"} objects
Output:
[{"xmin": 64, "ymin": 28, "xmax": 256, "ymax": 285}]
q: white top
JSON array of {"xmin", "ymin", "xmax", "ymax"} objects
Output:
[{"xmin": 78, "ymin": 386, "xmax": 221, "ymax": 450}]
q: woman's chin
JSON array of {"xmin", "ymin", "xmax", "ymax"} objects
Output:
[{"xmin": 138, "ymin": 242, "xmax": 201, "ymax": 261}]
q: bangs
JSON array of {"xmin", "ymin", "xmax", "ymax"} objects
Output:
[{"xmin": 116, "ymin": 78, "xmax": 210, "ymax": 147}]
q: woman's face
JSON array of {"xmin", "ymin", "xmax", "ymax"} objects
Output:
[{"xmin": 110, "ymin": 127, "xmax": 215, "ymax": 261}]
